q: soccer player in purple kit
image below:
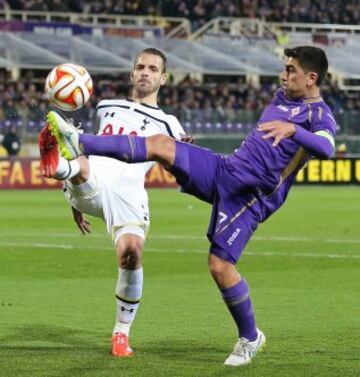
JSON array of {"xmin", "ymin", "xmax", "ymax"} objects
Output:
[{"xmin": 46, "ymin": 46, "xmax": 336, "ymax": 366}]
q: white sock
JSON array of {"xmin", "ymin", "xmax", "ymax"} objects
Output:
[
  {"xmin": 114, "ymin": 267, "xmax": 143, "ymax": 336},
  {"xmin": 54, "ymin": 157, "xmax": 80, "ymax": 180}
]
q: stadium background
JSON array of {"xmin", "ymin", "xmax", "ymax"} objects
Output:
[
  {"xmin": 1, "ymin": 1, "xmax": 360, "ymax": 186},
  {"xmin": 0, "ymin": 2, "xmax": 359, "ymax": 377}
]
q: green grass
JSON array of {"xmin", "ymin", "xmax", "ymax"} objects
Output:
[{"xmin": 0, "ymin": 187, "xmax": 359, "ymax": 377}]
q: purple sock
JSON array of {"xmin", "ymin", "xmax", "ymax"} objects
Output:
[
  {"xmin": 79, "ymin": 134, "xmax": 147, "ymax": 163},
  {"xmin": 221, "ymin": 279, "xmax": 257, "ymax": 341}
]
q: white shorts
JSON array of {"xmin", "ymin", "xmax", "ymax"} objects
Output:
[{"xmin": 64, "ymin": 158, "xmax": 150, "ymax": 244}]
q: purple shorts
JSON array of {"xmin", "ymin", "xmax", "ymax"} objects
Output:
[{"xmin": 170, "ymin": 141, "xmax": 262, "ymax": 264}]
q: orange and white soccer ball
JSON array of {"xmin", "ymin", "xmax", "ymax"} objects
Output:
[{"xmin": 45, "ymin": 63, "xmax": 93, "ymax": 110}]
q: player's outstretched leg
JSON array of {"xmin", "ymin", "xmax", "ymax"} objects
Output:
[
  {"xmin": 47, "ymin": 111, "xmax": 82, "ymax": 160},
  {"xmin": 39, "ymin": 123, "xmax": 81, "ymax": 180},
  {"xmin": 47, "ymin": 110, "xmax": 176, "ymax": 167}
]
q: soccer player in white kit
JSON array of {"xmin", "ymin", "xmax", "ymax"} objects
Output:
[{"xmin": 39, "ymin": 48, "xmax": 186, "ymax": 356}]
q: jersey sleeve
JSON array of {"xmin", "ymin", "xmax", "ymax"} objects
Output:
[
  {"xmin": 293, "ymin": 103, "xmax": 336, "ymax": 159},
  {"xmin": 310, "ymin": 104, "xmax": 337, "ymax": 138},
  {"xmin": 293, "ymin": 125, "xmax": 334, "ymax": 159},
  {"xmin": 167, "ymin": 115, "xmax": 186, "ymax": 140}
]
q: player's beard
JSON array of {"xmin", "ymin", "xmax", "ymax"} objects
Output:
[
  {"xmin": 284, "ymin": 87, "xmax": 302, "ymax": 100},
  {"xmin": 283, "ymin": 80, "xmax": 307, "ymax": 100},
  {"xmin": 133, "ymin": 80, "xmax": 160, "ymax": 99}
]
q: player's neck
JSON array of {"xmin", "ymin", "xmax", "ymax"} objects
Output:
[
  {"xmin": 131, "ymin": 93, "xmax": 158, "ymax": 107},
  {"xmin": 304, "ymin": 86, "xmax": 320, "ymax": 99}
]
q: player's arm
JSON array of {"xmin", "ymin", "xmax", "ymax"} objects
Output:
[
  {"xmin": 292, "ymin": 126, "xmax": 334, "ymax": 159},
  {"xmin": 258, "ymin": 121, "xmax": 335, "ymax": 159}
]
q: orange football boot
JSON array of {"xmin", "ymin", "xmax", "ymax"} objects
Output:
[
  {"xmin": 111, "ymin": 332, "xmax": 134, "ymax": 357},
  {"xmin": 39, "ymin": 123, "xmax": 59, "ymax": 178}
]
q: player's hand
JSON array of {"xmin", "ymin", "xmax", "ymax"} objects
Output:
[
  {"xmin": 258, "ymin": 121, "xmax": 296, "ymax": 147},
  {"xmin": 181, "ymin": 135, "xmax": 195, "ymax": 144},
  {"xmin": 71, "ymin": 206, "xmax": 91, "ymax": 235}
]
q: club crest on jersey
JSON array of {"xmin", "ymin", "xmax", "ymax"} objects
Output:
[
  {"xmin": 141, "ymin": 118, "xmax": 150, "ymax": 130},
  {"xmin": 290, "ymin": 106, "xmax": 300, "ymax": 118},
  {"xmin": 277, "ymin": 104, "xmax": 288, "ymax": 112}
]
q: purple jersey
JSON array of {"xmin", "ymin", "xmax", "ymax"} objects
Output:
[
  {"xmin": 225, "ymin": 89, "xmax": 336, "ymax": 215},
  {"xmin": 169, "ymin": 90, "xmax": 336, "ymax": 263}
]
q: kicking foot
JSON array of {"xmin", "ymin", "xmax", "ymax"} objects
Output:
[
  {"xmin": 47, "ymin": 111, "xmax": 82, "ymax": 160},
  {"xmin": 224, "ymin": 328, "xmax": 266, "ymax": 367},
  {"xmin": 111, "ymin": 332, "xmax": 134, "ymax": 357},
  {"xmin": 39, "ymin": 123, "xmax": 59, "ymax": 178}
]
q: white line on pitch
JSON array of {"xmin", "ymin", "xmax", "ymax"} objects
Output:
[
  {"xmin": 1, "ymin": 232, "xmax": 360, "ymax": 245},
  {"xmin": 0, "ymin": 241, "xmax": 360, "ymax": 260}
]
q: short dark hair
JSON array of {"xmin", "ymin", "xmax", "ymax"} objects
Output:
[
  {"xmin": 134, "ymin": 47, "xmax": 167, "ymax": 73},
  {"xmin": 284, "ymin": 46, "xmax": 328, "ymax": 86}
]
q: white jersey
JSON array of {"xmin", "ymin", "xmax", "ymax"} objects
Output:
[
  {"xmin": 89, "ymin": 99, "xmax": 185, "ymax": 183},
  {"xmin": 66, "ymin": 99, "xmax": 185, "ymax": 243}
]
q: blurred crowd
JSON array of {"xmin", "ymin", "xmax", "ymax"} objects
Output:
[
  {"xmin": 4, "ymin": 1, "xmax": 360, "ymax": 27},
  {"xmin": 0, "ymin": 76, "xmax": 358, "ymax": 126},
  {"xmin": 161, "ymin": 78, "xmax": 360, "ymax": 125},
  {"xmin": 1, "ymin": 74, "xmax": 359, "ymax": 158}
]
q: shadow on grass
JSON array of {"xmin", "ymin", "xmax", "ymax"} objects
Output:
[
  {"xmin": 1, "ymin": 324, "xmax": 105, "ymax": 349},
  {"xmin": 0, "ymin": 324, "xmax": 120, "ymax": 377},
  {"xmin": 0, "ymin": 325, "xmax": 237, "ymax": 377}
]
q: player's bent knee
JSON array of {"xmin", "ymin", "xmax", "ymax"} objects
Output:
[
  {"xmin": 116, "ymin": 234, "xmax": 144, "ymax": 269},
  {"xmin": 119, "ymin": 246, "xmax": 142, "ymax": 269},
  {"xmin": 121, "ymin": 253, "xmax": 140, "ymax": 269},
  {"xmin": 208, "ymin": 254, "xmax": 242, "ymax": 288},
  {"xmin": 208, "ymin": 254, "xmax": 235, "ymax": 282}
]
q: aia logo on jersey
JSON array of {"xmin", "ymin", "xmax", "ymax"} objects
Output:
[{"xmin": 101, "ymin": 123, "xmax": 137, "ymax": 136}]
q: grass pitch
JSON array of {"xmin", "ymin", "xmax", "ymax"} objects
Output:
[{"xmin": 0, "ymin": 187, "xmax": 359, "ymax": 377}]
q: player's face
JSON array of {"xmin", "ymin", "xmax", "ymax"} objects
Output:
[
  {"xmin": 131, "ymin": 53, "xmax": 167, "ymax": 97},
  {"xmin": 280, "ymin": 57, "xmax": 318, "ymax": 99}
]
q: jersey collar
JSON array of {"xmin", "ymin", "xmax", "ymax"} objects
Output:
[
  {"xmin": 302, "ymin": 96, "xmax": 323, "ymax": 104},
  {"xmin": 126, "ymin": 98, "xmax": 160, "ymax": 110}
]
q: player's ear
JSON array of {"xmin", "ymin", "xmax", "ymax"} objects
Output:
[
  {"xmin": 160, "ymin": 72, "xmax": 167, "ymax": 86},
  {"xmin": 307, "ymin": 71, "xmax": 318, "ymax": 87},
  {"xmin": 130, "ymin": 70, "xmax": 134, "ymax": 82}
]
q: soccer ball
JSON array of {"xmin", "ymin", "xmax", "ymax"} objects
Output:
[{"xmin": 45, "ymin": 63, "xmax": 93, "ymax": 110}]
